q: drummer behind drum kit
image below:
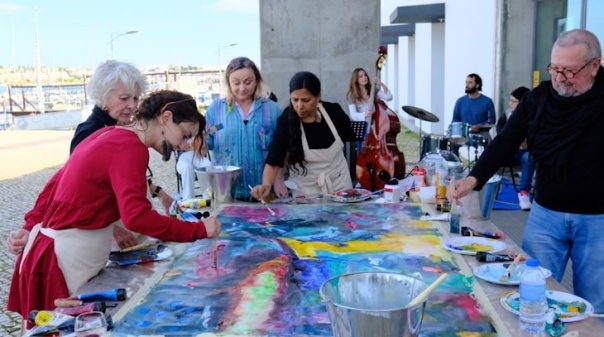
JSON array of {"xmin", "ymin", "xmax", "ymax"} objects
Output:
[{"xmin": 401, "ymin": 106, "xmax": 488, "ymax": 166}]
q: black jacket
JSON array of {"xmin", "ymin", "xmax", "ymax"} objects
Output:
[{"xmin": 70, "ymin": 105, "xmax": 117, "ymax": 154}]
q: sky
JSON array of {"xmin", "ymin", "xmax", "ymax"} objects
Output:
[{"xmin": 0, "ymin": 0, "xmax": 260, "ymax": 69}]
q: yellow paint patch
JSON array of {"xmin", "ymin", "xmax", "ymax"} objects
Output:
[{"xmin": 280, "ymin": 233, "xmax": 444, "ymax": 258}]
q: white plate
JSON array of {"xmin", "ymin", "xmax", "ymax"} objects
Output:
[
  {"xmin": 500, "ymin": 290, "xmax": 594, "ymax": 322},
  {"xmin": 441, "ymin": 236, "xmax": 506, "ymax": 255},
  {"xmin": 330, "ymin": 188, "xmax": 372, "ymax": 203},
  {"xmin": 473, "ymin": 263, "xmax": 552, "ymax": 285}
]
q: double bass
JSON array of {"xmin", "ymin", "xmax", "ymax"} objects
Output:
[{"xmin": 355, "ymin": 46, "xmax": 406, "ymax": 191}]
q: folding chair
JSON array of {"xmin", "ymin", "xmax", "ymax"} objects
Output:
[{"xmin": 498, "ymin": 164, "xmax": 521, "ymax": 192}]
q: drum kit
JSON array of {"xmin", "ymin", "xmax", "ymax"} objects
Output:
[{"xmin": 401, "ymin": 105, "xmax": 488, "ymax": 166}]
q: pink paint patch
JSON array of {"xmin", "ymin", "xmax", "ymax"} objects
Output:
[
  {"xmin": 189, "ymin": 242, "xmax": 230, "ymax": 282},
  {"xmin": 222, "ymin": 205, "xmax": 286, "ymax": 222},
  {"xmin": 451, "ymin": 294, "xmax": 482, "ymax": 321},
  {"xmin": 343, "ymin": 220, "xmax": 358, "ymax": 230}
]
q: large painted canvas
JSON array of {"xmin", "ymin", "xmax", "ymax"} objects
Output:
[{"xmin": 112, "ymin": 203, "xmax": 498, "ymax": 336}]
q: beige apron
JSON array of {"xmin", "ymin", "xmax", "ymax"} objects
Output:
[
  {"xmin": 20, "ymin": 223, "xmax": 115, "ymax": 295},
  {"xmin": 290, "ymin": 103, "xmax": 352, "ymax": 197}
]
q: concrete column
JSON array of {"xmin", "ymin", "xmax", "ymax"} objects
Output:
[
  {"xmin": 259, "ymin": 0, "xmax": 381, "ymax": 111},
  {"xmin": 414, "ymin": 23, "xmax": 434, "ymax": 134}
]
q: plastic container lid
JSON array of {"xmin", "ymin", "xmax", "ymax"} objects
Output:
[{"xmin": 526, "ymin": 258, "xmax": 539, "ymax": 267}]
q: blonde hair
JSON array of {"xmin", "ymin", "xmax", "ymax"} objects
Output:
[{"xmin": 223, "ymin": 57, "xmax": 270, "ymax": 107}]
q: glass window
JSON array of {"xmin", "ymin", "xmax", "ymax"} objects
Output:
[{"xmin": 586, "ymin": 1, "xmax": 604, "ymax": 43}]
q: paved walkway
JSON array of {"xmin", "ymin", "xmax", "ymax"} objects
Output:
[{"xmin": 0, "ymin": 130, "xmax": 178, "ymax": 336}]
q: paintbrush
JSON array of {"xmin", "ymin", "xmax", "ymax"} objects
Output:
[
  {"xmin": 406, "ymin": 273, "xmax": 448, "ymax": 308},
  {"xmin": 119, "ymin": 240, "xmax": 160, "ymax": 253},
  {"xmin": 212, "ymin": 238, "xmax": 218, "ymax": 269},
  {"xmin": 210, "ymin": 190, "xmax": 218, "ymax": 269},
  {"xmin": 500, "ymin": 253, "xmax": 523, "ymax": 282},
  {"xmin": 248, "ymin": 185, "xmax": 276, "ymax": 216}
]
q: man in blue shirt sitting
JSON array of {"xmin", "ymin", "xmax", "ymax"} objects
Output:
[{"xmin": 450, "ymin": 73, "xmax": 496, "ymax": 156}]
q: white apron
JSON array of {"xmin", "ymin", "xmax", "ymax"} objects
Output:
[
  {"xmin": 290, "ymin": 103, "xmax": 352, "ymax": 197},
  {"xmin": 20, "ymin": 222, "xmax": 115, "ymax": 295}
]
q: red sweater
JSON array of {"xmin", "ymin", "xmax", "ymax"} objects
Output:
[{"xmin": 9, "ymin": 127, "xmax": 208, "ymax": 320}]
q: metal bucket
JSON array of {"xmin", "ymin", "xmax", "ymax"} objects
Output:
[
  {"xmin": 479, "ymin": 174, "xmax": 502, "ymax": 220},
  {"xmin": 320, "ymin": 272, "xmax": 428, "ymax": 337},
  {"xmin": 194, "ymin": 165, "xmax": 240, "ymax": 204}
]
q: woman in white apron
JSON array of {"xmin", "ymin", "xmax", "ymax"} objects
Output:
[
  {"xmin": 7, "ymin": 90, "xmax": 221, "ymax": 329},
  {"xmin": 252, "ymin": 71, "xmax": 356, "ymax": 200}
]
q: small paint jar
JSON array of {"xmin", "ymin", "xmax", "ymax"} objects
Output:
[
  {"xmin": 384, "ymin": 179, "xmax": 400, "ymax": 203},
  {"xmin": 412, "ymin": 167, "xmax": 426, "ymax": 192}
]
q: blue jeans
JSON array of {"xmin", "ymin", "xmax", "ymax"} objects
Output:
[
  {"xmin": 513, "ymin": 149, "xmax": 534, "ymax": 192},
  {"xmin": 522, "ymin": 202, "xmax": 604, "ymax": 318}
]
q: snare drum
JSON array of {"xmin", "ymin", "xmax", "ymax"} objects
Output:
[
  {"xmin": 468, "ymin": 134, "xmax": 486, "ymax": 149},
  {"xmin": 421, "ymin": 134, "xmax": 449, "ymax": 158},
  {"xmin": 448, "ymin": 122, "xmax": 470, "ymax": 145}
]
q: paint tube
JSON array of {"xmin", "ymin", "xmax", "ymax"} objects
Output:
[
  {"xmin": 54, "ymin": 301, "xmax": 106, "ymax": 316},
  {"xmin": 461, "ymin": 226, "xmax": 506, "ymax": 240},
  {"xmin": 475, "ymin": 252, "xmax": 515, "ymax": 262},
  {"xmin": 24, "ymin": 311, "xmax": 74, "ymax": 337},
  {"xmin": 25, "ymin": 311, "xmax": 113, "ymax": 336}
]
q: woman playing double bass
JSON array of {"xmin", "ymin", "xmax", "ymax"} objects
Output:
[
  {"xmin": 251, "ymin": 71, "xmax": 355, "ymax": 199},
  {"xmin": 355, "ymin": 47, "xmax": 406, "ymax": 191}
]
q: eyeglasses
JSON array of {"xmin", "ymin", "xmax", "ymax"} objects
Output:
[
  {"xmin": 546, "ymin": 58, "xmax": 595, "ymax": 80},
  {"xmin": 509, "ymin": 98, "xmax": 520, "ymax": 104},
  {"xmin": 228, "ymin": 57, "xmax": 255, "ymax": 70},
  {"xmin": 159, "ymin": 98, "xmax": 196, "ymax": 114}
]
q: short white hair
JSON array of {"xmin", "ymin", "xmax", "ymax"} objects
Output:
[
  {"xmin": 87, "ymin": 60, "xmax": 148, "ymax": 108},
  {"xmin": 556, "ymin": 29, "xmax": 602, "ymax": 62}
]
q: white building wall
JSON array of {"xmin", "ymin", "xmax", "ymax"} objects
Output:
[
  {"xmin": 443, "ymin": 0, "xmax": 498, "ymax": 127},
  {"xmin": 414, "ymin": 23, "xmax": 434, "ymax": 133}
]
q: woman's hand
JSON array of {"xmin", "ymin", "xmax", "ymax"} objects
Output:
[
  {"xmin": 112, "ymin": 226, "xmax": 139, "ymax": 250},
  {"xmin": 273, "ymin": 180, "xmax": 289, "ymax": 198},
  {"xmin": 202, "ymin": 216, "xmax": 221, "ymax": 238},
  {"xmin": 251, "ymin": 184, "xmax": 271, "ymax": 200},
  {"xmin": 7, "ymin": 229, "xmax": 29, "ymax": 255}
]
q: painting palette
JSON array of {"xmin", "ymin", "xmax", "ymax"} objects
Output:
[
  {"xmin": 330, "ymin": 188, "xmax": 372, "ymax": 202},
  {"xmin": 473, "ymin": 263, "xmax": 552, "ymax": 285},
  {"xmin": 108, "ymin": 245, "xmax": 173, "ymax": 266},
  {"xmin": 500, "ymin": 290, "xmax": 594, "ymax": 322},
  {"xmin": 441, "ymin": 236, "xmax": 506, "ymax": 255}
]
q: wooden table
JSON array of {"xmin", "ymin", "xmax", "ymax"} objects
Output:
[{"xmin": 77, "ymin": 201, "xmax": 604, "ymax": 336}]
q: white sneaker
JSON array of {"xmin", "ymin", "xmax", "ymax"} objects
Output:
[{"xmin": 518, "ymin": 190, "xmax": 531, "ymax": 210}]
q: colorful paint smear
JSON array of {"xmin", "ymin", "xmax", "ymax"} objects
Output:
[{"xmin": 112, "ymin": 203, "xmax": 498, "ymax": 336}]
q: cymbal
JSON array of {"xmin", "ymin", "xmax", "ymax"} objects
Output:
[{"xmin": 402, "ymin": 106, "xmax": 440, "ymax": 122}]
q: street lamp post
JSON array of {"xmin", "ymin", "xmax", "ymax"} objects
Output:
[
  {"xmin": 217, "ymin": 43, "xmax": 237, "ymax": 96},
  {"xmin": 110, "ymin": 30, "xmax": 139, "ymax": 58}
]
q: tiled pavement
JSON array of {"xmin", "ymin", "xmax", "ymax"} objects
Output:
[{"xmin": 0, "ymin": 130, "xmax": 178, "ymax": 336}]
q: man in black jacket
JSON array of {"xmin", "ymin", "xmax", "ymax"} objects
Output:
[{"xmin": 451, "ymin": 29, "xmax": 604, "ymax": 319}]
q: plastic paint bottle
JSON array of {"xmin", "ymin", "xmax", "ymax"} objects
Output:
[
  {"xmin": 384, "ymin": 179, "xmax": 400, "ymax": 203},
  {"xmin": 412, "ymin": 167, "xmax": 426, "ymax": 192}
]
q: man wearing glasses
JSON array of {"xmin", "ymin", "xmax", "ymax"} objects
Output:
[{"xmin": 451, "ymin": 29, "xmax": 604, "ymax": 318}]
